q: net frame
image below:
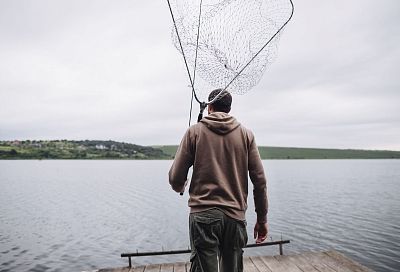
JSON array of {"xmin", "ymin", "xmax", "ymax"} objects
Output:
[{"xmin": 167, "ymin": 0, "xmax": 294, "ymax": 105}]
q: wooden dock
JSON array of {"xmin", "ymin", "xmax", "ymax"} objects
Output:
[{"xmin": 98, "ymin": 250, "xmax": 372, "ymax": 272}]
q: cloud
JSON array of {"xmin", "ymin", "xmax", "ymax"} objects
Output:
[{"xmin": 0, "ymin": 0, "xmax": 399, "ymax": 150}]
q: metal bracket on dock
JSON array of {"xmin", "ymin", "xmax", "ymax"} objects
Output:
[{"xmin": 121, "ymin": 240, "xmax": 290, "ymax": 268}]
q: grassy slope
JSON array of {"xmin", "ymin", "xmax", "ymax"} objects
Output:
[
  {"xmin": 0, "ymin": 140, "xmax": 170, "ymax": 160},
  {"xmin": 155, "ymin": 145, "xmax": 400, "ymax": 159}
]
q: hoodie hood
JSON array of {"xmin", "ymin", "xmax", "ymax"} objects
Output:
[{"xmin": 200, "ymin": 112, "xmax": 240, "ymax": 135}]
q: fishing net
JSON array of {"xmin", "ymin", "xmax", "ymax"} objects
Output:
[{"xmin": 169, "ymin": 0, "xmax": 293, "ymax": 97}]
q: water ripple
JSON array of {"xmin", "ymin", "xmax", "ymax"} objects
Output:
[{"xmin": 0, "ymin": 160, "xmax": 399, "ymax": 271}]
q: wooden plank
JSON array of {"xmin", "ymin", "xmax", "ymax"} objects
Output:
[
  {"xmin": 173, "ymin": 262, "xmax": 187, "ymax": 272},
  {"xmin": 301, "ymin": 252, "xmax": 337, "ymax": 272},
  {"xmin": 325, "ymin": 251, "xmax": 372, "ymax": 272},
  {"xmin": 260, "ymin": 256, "xmax": 288, "ymax": 272},
  {"xmin": 249, "ymin": 256, "xmax": 272, "ymax": 272},
  {"xmin": 243, "ymin": 256, "xmax": 259, "ymax": 272},
  {"xmin": 144, "ymin": 264, "xmax": 161, "ymax": 272},
  {"xmin": 98, "ymin": 250, "xmax": 371, "ymax": 272},
  {"xmin": 314, "ymin": 252, "xmax": 354, "ymax": 272},
  {"xmin": 283, "ymin": 254, "xmax": 320, "ymax": 272},
  {"xmin": 273, "ymin": 255, "xmax": 304, "ymax": 272},
  {"xmin": 131, "ymin": 265, "xmax": 145, "ymax": 272},
  {"xmin": 160, "ymin": 263, "xmax": 174, "ymax": 272}
]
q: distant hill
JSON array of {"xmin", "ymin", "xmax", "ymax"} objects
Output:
[
  {"xmin": 1, "ymin": 140, "xmax": 399, "ymax": 160},
  {"xmin": 155, "ymin": 145, "xmax": 400, "ymax": 159},
  {"xmin": 0, "ymin": 140, "xmax": 169, "ymax": 160}
]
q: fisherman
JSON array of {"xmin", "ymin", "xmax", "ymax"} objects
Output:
[{"xmin": 169, "ymin": 89, "xmax": 268, "ymax": 272}]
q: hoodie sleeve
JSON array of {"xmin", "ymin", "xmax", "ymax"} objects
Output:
[
  {"xmin": 248, "ymin": 132, "xmax": 268, "ymax": 223},
  {"xmin": 169, "ymin": 128, "xmax": 195, "ymax": 193}
]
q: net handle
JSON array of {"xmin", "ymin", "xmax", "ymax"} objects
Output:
[{"xmin": 166, "ymin": 0, "xmax": 202, "ymax": 105}]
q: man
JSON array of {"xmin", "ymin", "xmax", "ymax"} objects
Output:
[{"xmin": 169, "ymin": 89, "xmax": 268, "ymax": 272}]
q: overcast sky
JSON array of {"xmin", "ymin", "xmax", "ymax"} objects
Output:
[{"xmin": 0, "ymin": 0, "xmax": 399, "ymax": 150}]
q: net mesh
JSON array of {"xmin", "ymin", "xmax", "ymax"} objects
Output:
[{"xmin": 170, "ymin": 0, "xmax": 293, "ymax": 96}]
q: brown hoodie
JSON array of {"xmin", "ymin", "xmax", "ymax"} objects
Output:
[{"xmin": 169, "ymin": 112, "xmax": 268, "ymax": 222}]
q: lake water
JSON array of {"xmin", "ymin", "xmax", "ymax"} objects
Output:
[{"xmin": 0, "ymin": 160, "xmax": 399, "ymax": 271}]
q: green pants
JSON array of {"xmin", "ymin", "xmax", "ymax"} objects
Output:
[{"xmin": 189, "ymin": 208, "xmax": 248, "ymax": 272}]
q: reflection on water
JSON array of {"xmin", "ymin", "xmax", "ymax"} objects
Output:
[{"xmin": 0, "ymin": 160, "xmax": 399, "ymax": 271}]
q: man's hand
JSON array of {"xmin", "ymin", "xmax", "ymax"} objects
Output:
[
  {"xmin": 254, "ymin": 222, "xmax": 268, "ymax": 244},
  {"xmin": 173, "ymin": 179, "xmax": 188, "ymax": 194}
]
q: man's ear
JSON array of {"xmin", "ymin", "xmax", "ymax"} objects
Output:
[{"xmin": 208, "ymin": 104, "xmax": 213, "ymax": 114}]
